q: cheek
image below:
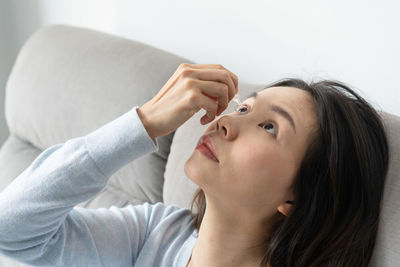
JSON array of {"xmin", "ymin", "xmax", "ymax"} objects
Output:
[
  {"xmin": 237, "ymin": 144, "xmax": 259, "ymax": 165},
  {"xmin": 232, "ymin": 143, "xmax": 282, "ymax": 177},
  {"xmin": 226, "ymin": 143, "xmax": 292, "ymax": 198}
]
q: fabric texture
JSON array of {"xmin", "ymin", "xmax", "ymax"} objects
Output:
[
  {"xmin": 369, "ymin": 111, "xmax": 400, "ymax": 266},
  {"xmin": 0, "ymin": 106, "xmax": 197, "ymax": 267}
]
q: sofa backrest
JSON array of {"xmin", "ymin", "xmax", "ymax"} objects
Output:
[
  {"xmin": 369, "ymin": 112, "xmax": 400, "ymax": 266},
  {"xmin": 1, "ymin": 24, "xmax": 193, "ymax": 207}
]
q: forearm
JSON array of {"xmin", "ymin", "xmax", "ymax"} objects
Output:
[{"xmin": 0, "ymin": 106, "xmax": 158, "ymax": 260}]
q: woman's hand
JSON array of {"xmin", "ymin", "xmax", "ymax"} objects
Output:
[{"xmin": 137, "ymin": 63, "xmax": 238, "ymax": 139}]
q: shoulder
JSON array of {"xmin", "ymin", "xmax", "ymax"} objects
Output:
[
  {"xmin": 124, "ymin": 202, "xmax": 196, "ymax": 239},
  {"xmin": 125, "ymin": 202, "xmax": 195, "ymax": 227},
  {"xmin": 138, "ymin": 202, "xmax": 193, "ymax": 219}
]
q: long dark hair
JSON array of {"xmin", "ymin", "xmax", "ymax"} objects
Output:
[{"xmin": 190, "ymin": 78, "xmax": 389, "ymax": 266}]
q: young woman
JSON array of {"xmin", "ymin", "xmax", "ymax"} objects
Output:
[{"xmin": 0, "ymin": 63, "xmax": 389, "ymax": 267}]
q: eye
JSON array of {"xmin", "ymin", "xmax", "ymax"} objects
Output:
[
  {"xmin": 262, "ymin": 123, "xmax": 277, "ymax": 136},
  {"xmin": 235, "ymin": 104, "xmax": 248, "ymax": 114},
  {"xmin": 235, "ymin": 104, "xmax": 277, "ymax": 137}
]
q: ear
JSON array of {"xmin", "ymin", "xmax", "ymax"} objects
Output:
[{"xmin": 277, "ymin": 201, "xmax": 294, "ymax": 217}]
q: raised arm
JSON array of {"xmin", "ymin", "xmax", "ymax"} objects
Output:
[
  {"xmin": 0, "ymin": 63, "xmax": 238, "ymax": 266},
  {"xmin": 0, "ymin": 106, "xmax": 158, "ymax": 266}
]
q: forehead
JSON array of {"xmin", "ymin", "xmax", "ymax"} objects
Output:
[{"xmin": 257, "ymin": 86, "xmax": 311, "ymax": 103}]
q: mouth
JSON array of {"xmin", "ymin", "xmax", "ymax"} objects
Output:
[{"xmin": 195, "ymin": 135, "xmax": 219, "ymax": 163}]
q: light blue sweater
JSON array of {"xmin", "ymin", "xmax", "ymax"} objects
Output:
[{"xmin": 0, "ymin": 106, "xmax": 198, "ymax": 267}]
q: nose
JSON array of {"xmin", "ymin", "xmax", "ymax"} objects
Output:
[{"xmin": 216, "ymin": 116, "xmax": 237, "ymax": 140}]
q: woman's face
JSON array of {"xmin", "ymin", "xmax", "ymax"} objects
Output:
[{"xmin": 184, "ymin": 86, "xmax": 317, "ymax": 220}]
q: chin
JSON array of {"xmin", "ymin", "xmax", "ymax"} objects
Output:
[
  {"xmin": 184, "ymin": 153, "xmax": 208, "ymax": 187},
  {"xmin": 184, "ymin": 156, "xmax": 197, "ymax": 183}
]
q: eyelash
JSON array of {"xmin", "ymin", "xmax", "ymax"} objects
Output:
[{"xmin": 235, "ymin": 103, "xmax": 278, "ymax": 137}]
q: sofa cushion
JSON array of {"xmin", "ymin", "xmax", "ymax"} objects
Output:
[
  {"xmin": 3, "ymin": 24, "xmax": 193, "ymax": 207},
  {"xmin": 0, "ymin": 135, "xmax": 42, "ymax": 192},
  {"xmin": 370, "ymin": 111, "xmax": 400, "ymax": 265}
]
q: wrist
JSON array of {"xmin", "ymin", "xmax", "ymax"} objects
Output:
[{"xmin": 137, "ymin": 106, "xmax": 155, "ymax": 140}]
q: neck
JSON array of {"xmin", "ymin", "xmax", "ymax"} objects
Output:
[{"xmin": 188, "ymin": 200, "xmax": 273, "ymax": 267}]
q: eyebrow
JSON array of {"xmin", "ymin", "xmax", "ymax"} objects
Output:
[{"xmin": 246, "ymin": 91, "xmax": 297, "ymax": 134}]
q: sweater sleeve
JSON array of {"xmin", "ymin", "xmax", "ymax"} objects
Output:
[{"xmin": 0, "ymin": 106, "xmax": 160, "ymax": 266}]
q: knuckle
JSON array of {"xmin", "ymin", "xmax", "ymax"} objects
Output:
[
  {"xmin": 219, "ymin": 90, "xmax": 228, "ymax": 101},
  {"xmin": 216, "ymin": 64, "xmax": 224, "ymax": 69},
  {"xmin": 220, "ymin": 83, "xmax": 229, "ymax": 92},
  {"xmin": 187, "ymin": 90, "xmax": 199, "ymax": 103},
  {"xmin": 184, "ymin": 78, "xmax": 195, "ymax": 87},
  {"xmin": 224, "ymin": 72, "xmax": 231, "ymax": 81},
  {"xmin": 219, "ymin": 84, "xmax": 229, "ymax": 100},
  {"xmin": 181, "ymin": 68, "xmax": 193, "ymax": 77},
  {"xmin": 221, "ymin": 99, "xmax": 228, "ymax": 109},
  {"xmin": 179, "ymin": 63, "xmax": 189, "ymax": 69}
]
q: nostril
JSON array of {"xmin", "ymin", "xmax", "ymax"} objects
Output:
[{"xmin": 223, "ymin": 126, "xmax": 227, "ymax": 135}]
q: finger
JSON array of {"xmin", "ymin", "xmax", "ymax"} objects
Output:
[
  {"xmin": 198, "ymin": 92, "xmax": 219, "ymax": 125},
  {"xmin": 229, "ymin": 71, "xmax": 239, "ymax": 94},
  {"xmin": 188, "ymin": 64, "xmax": 239, "ymax": 93},
  {"xmin": 196, "ymin": 80, "xmax": 229, "ymax": 117},
  {"xmin": 191, "ymin": 69, "xmax": 235, "ymax": 103}
]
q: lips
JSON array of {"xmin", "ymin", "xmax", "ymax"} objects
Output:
[{"xmin": 196, "ymin": 135, "xmax": 219, "ymax": 162}]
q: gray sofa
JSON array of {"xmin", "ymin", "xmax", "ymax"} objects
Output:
[{"xmin": 0, "ymin": 24, "xmax": 398, "ymax": 266}]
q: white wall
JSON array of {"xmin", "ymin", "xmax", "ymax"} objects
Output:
[{"xmin": 1, "ymin": 0, "xmax": 399, "ymax": 146}]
